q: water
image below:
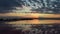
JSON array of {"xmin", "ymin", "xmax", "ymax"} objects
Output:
[{"xmin": 3, "ymin": 19, "xmax": 60, "ymax": 25}]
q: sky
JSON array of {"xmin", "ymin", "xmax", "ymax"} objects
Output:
[{"xmin": 0, "ymin": 0, "xmax": 60, "ymax": 13}]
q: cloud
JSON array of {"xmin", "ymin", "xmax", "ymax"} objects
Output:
[{"xmin": 0, "ymin": 0, "xmax": 22, "ymax": 13}]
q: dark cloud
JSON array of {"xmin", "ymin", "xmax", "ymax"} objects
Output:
[
  {"xmin": 0, "ymin": 0, "xmax": 22, "ymax": 13},
  {"xmin": 0, "ymin": 0, "xmax": 60, "ymax": 13}
]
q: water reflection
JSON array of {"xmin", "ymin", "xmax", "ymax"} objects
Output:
[{"xmin": 5, "ymin": 19, "xmax": 60, "ymax": 25}]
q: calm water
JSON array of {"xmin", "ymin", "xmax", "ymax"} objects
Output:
[
  {"xmin": 0, "ymin": 19, "xmax": 60, "ymax": 34},
  {"xmin": 4, "ymin": 19, "xmax": 60, "ymax": 25}
]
